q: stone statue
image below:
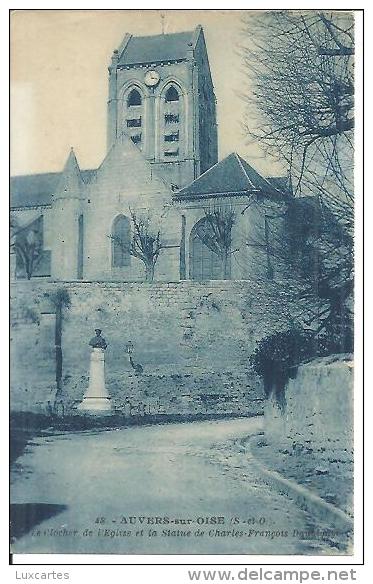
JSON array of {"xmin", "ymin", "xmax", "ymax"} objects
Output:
[
  {"xmin": 89, "ymin": 329, "xmax": 108, "ymax": 350},
  {"xmin": 77, "ymin": 328, "xmax": 112, "ymax": 413}
]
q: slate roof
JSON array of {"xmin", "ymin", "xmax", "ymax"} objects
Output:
[
  {"xmin": 11, "ymin": 152, "xmax": 291, "ymax": 209},
  {"xmin": 174, "ymin": 153, "xmax": 290, "ymax": 200},
  {"xmin": 10, "ymin": 169, "xmax": 96, "ymax": 209},
  {"xmin": 268, "ymin": 176, "xmax": 293, "ymax": 195},
  {"xmin": 118, "ymin": 30, "xmax": 195, "ymax": 65}
]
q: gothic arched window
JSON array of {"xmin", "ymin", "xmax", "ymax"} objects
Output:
[
  {"xmin": 127, "ymin": 88, "xmax": 142, "ymax": 107},
  {"xmin": 165, "ymin": 85, "xmax": 180, "ymax": 103},
  {"xmin": 125, "ymin": 87, "xmax": 144, "ymax": 149},
  {"xmin": 112, "ymin": 215, "xmax": 131, "ymax": 268},
  {"xmin": 189, "ymin": 217, "xmax": 227, "ymax": 280}
]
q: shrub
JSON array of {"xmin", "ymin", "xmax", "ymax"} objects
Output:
[{"xmin": 250, "ymin": 328, "xmax": 317, "ymax": 409}]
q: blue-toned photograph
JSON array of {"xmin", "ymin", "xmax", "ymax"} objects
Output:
[{"xmin": 10, "ymin": 9, "xmax": 355, "ymax": 556}]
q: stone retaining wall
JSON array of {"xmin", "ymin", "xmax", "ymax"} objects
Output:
[
  {"xmin": 11, "ymin": 280, "xmax": 295, "ymax": 414},
  {"xmin": 265, "ymin": 355, "xmax": 353, "ymax": 451}
]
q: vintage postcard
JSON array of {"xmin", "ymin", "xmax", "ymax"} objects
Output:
[{"xmin": 10, "ymin": 9, "xmax": 357, "ymax": 558}]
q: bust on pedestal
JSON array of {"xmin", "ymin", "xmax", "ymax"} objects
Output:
[{"xmin": 77, "ymin": 329, "xmax": 112, "ymax": 413}]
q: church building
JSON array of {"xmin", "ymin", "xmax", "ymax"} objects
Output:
[{"xmin": 10, "ymin": 25, "xmax": 290, "ymax": 283}]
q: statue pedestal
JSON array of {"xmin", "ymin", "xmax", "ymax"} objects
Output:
[{"xmin": 78, "ymin": 348, "xmax": 112, "ymax": 413}]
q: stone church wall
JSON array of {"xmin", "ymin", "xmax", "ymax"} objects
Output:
[
  {"xmin": 80, "ymin": 136, "xmax": 181, "ymax": 282},
  {"xmin": 11, "ymin": 280, "xmax": 295, "ymax": 415}
]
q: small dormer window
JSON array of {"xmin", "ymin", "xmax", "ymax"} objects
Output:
[
  {"xmin": 165, "ymin": 85, "xmax": 179, "ymax": 103},
  {"xmin": 127, "ymin": 89, "xmax": 142, "ymax": 107}
]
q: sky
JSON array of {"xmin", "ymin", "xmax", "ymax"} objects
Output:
[{"xmin": 10, "ymin": 9, "xmax": 283, "ymax": 177}]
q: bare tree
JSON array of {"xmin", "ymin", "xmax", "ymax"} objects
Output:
[
  {"xmin": 196, "ymin": 203, "xmax": 236, "ymax": 279},
  {"xmin": 10, "ymin": 216, "xmax": 44, "ymax": 280},
  {"xmin": 129, "ymin": 209, "xmax": 166, "ymax": 282},
  {"xmin": 109, "ymin": 209, "xmax": 165, "ymax": 282},
  {"xmin": 244, "ymin": 194, "xmax": 353, "ymax": 352},
  {"xmin": 241, "ymin": 11, "xmax": 354, "ymax": 227},
  {"xmin": 240, "ymin": 11, "xmax": 354, "ymax": 351}
]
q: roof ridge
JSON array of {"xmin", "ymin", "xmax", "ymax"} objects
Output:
[
  {"xmin": 191, "ymin": 25, "xmax": 203, "ymax": 49},
  {"xmin": 128, "ymin": 29, "xmax": 194, "ymax": 40},
  {"xmin": 175, "ymin": 152, "xmax": 291, "ymax": 201},
  {"xmin": 11, "ymin": 170, "xmax": 61, "ymax": 180},
  {"xmin": 178, "ymin": 153, "xmax": 236, "ymax": 193},
  {"xmin": 236, "ymin": 153, "xmax": 277, "ymax": 188},
  {"xmin": 118, "ymin": 29, "xmax": 198, "ymax": 66},
  {"xmin": 233, "ymin": 153, "xmax": 255, "ymax": 189},
  {"xmin": 11, "ymin": 168, "xmax": 96, "ymax": 181}
]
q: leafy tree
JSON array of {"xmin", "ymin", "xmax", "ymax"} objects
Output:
[{"xmin": 250, "ymin": 328, "xmax": 317, "ymax": 408}]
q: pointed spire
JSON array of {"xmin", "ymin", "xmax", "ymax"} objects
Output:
[{"xmin": 54, "ymin": 147, "xmax": 84, "ymax": 198}]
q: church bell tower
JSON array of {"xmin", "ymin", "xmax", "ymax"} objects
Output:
[{"xmin": 107, "ymin": 25, "xmax": 218, "ymax": 189}]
